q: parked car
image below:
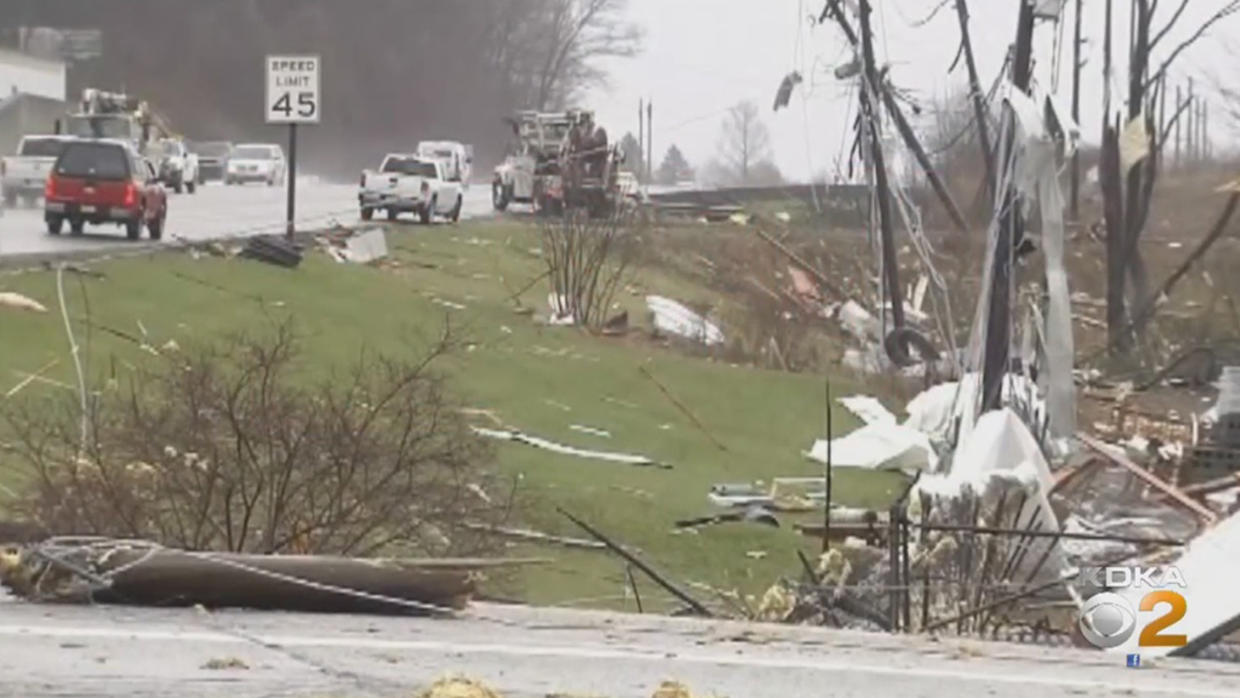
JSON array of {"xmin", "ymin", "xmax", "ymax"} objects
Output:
[
  {"xmin": 2, "ymin": 135, "xmax": 76, "ymax": 207},
  {"xmin": 358, "ymin": 154, "xmax": 463, "ymax": 223},
  {"xmin": 153, "ymin": 138, "xmax": 199, "ymax": 194},
  {"xmin": 225, "ymin": 143, "xmax": 285, "ymax": 185},
  {"xmin": 189, "ymin": 140, "xmax": 232, "ymax": 183},
  {"xmin": 44, "ymin": 138, "xmax": 168, "ymax": 240}
]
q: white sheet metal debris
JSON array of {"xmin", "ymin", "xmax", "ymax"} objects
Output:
[
  {"xmin": 0, "ymin": 292, "xmax": 48, "ymax": 313},
  {"xmin": 914, "ymin": 409, "xmax": 1068, "ymax": 580},
  {"xmin": 645, "ymin": 295, "xmax": 724, "ymax": 346},
  {"xmin": 805, "ymin": 422, "xmax": 937, "ymax": 473},
  {"xmin": 344, "ymin": 227, "xmax": 389, "ymax": 263},
  {"xmin": 471, "ymin": 426, "xmax": 668, "ymax": 468},
  {"xmin": 838, "ymin": 395, "xmax": 897, "ymax": 426}
]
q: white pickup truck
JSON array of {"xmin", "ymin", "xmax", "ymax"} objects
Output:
[
  {"xmin": 1, "ymin": 135, "xmax": 76, "ymax": 207},
  {"xmin": 358, "ymin": 154, "xmax": 464, "ymax": 224}
]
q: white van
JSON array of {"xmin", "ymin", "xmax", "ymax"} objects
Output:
[{"xmin": 416, "ymin": 141, "xmax": 473, "ymax": 190}]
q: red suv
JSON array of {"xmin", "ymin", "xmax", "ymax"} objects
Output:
[{"xmin": 44, "ymin": 139, "xmax": 168, "ymax": 240}]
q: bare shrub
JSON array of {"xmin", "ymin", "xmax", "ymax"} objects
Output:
[
  {"xmin": 541, "ymin": 207, "xmax": 640, "ymax": 329},
  {"xmin": 3, "ymin": 320, "xmax": 505, "ymax": 557}
]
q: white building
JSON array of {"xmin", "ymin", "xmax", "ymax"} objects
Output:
[{"xmin": 0, "ymin": 46, "xmax": 66, "ymax": 102}]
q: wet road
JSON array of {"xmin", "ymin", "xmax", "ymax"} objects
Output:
[
  {"xmin": 1, "ymin": 599, "xmax": 1237, "ymax": 697},
  {"xmin": 0, "ymin": 179, "xmax": 492, "ymax": 259}
]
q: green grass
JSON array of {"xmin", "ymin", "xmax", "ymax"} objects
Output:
[{"xmin": 0, "ymin": 219, "xmax": 904, "ymax": 609}]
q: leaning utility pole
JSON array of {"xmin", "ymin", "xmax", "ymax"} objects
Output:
[
  {"xmin": 825, "ymin": 0, "xmax": 970, "ymax": 235},
  {"xmin": 857, "ymin": 0, "xmax": 904, "ymax": 332},
  {"xmin": 981, "ymin": 0, "xmax": 1036, "ymax": 412},
  {"xmin": 1069, "ymin": 0, "xmax": 1083, "ymax": 220},
  {"xmin": 956, "ymin": 0, "xmax": 996, "ymax": 202}
]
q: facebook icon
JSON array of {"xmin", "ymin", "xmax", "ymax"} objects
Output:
[{"xmin": 1126, "ymin": 654, "xmax": 1141, "ymax": 668}]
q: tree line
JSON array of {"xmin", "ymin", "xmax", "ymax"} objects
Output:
[{"xmin": 14, "ymin": 0, "xmax": 641, "ymax": 178}]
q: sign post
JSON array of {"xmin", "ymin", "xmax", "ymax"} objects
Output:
[{"xmin": 265, "ymin": 54, "xmax": 321, "ymax": 239}]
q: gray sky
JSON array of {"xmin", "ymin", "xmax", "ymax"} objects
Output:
[{"xmin": 586, "ymin": 0, "xmax": 1239, "ymax": 183}]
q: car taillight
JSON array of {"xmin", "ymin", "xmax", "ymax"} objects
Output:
[
  {"xmin": 124, "ymin": 180, "xmax": 137, "ymax": 207},
  {"xmin": 421, "ymin": 181, "xmax": 430, "ymax": 195},
  {"xmin": 44, "ymin": 175, "xmax": 56, "ymax": 198}
]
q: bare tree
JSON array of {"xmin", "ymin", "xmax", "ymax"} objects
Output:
[
  {"xmin": 541, "ymin": 208, "xmax": 639, "ymax": 330},
  {"xmin": 1101, "ymin": 0, "xmax": 1240, "ymax": 353},
  {"xmin": 4, "ymin": 321, "xmax": 506, "ymax": 557},
  {"xmin": 715, "ymin": 100, "xmax": 775, "ymax": 184},
  {"xmin": 524, "ymin": 0, "xmax": 644, "ymax": 109}
]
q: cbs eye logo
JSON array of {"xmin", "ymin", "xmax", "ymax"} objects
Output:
[{"xmin": 1078, "ymin": 591, "xmax": 1188, "ymax": 649}]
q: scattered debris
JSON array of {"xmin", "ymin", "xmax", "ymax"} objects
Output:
[
  {"xmin": 805, "ymin": 420, "xmax": 937, "ymax": 473},
  {"xmin": 646, "ymin": 296, "xmax": 724, "ymax": 346},
  {"xmin": 323, "ymin": 226, "xmax": 389, "ymax": 264},
  {"xmin": 569, "ymin": 424, "xmax": 612, "ymax": 438},
  {"xmin": 239, "ymin": 235, "xmax": 302, "ymax": 268},
  {"xmin": 675, "ymin": 505, "xmax": 780, "ymax": 529},
  {"xmin": 201, "ymin": 657, "xmax": 249, "ymax": 671},
  {"xmin": 0, "ymin": 291, "xmax": 47, "ymax": 313},
  {"xmin": 559, "ymin": 507, "xmax": 712, "ymax": 618},
  {"xmin": 471, "ymin": 426, "xmax": 670, "ymax": 469},
  {"xmin": 461, "ymin": 522, "xmax": 606, "ymax": 550},
  {"xmin": 1, "ymin": 539, "xmax": 547, "ymax": 614}
]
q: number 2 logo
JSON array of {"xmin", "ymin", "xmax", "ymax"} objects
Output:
[{"xmin": 1138, "ymin": 590, "xmax": 1187, "ymax": 647}]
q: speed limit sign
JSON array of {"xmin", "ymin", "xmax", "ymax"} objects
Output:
[{"xmin": 265, "ymin": 55, "xmax": 320, "ymax": 124}]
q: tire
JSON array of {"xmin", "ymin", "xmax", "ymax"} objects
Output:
[
  {"xmin": 3, "ymin": 191, "xmax": 15, "ymax": 207},
  {"xmin": 148, "ymin": 211, "xmax": 165, "ymax": 240},
  {"xmin": 126, "ymin": 218, "xmax": 142, "ymax": 240},
  {"xmin": 187, "ymin": 180, "xmax": 196, "ymax": 194},
  {"xmin": 361, "ymin": 206, "xmax": 373, "ymax": 221},
  {"xmin": 420, "ymin": 198, "xmax": 435, "ymax": 225},
  {"xmin": 173, "ymin": 181, "xmax": 183, "ymax": 194},
  {"xmin": 225, "ymin": 177, "xmax": 234, "ymax": 185},
  {"xmin": 450, "ymin": 196, "xmax": 462, "ymax": 223},
  {"xmin": 386, "ymin": 207, "xmax": 398, "ymax": 221},
  {"xmin": 492, "ymin": 181, "xmax": 509, "ymax": 211},
  {"xmin": 46, "ymin": 216, "xmax": 63, "ymax": 235},
  {"xmin": 70, "ymin": 218, "xmax": 85, "ymax": 236}
]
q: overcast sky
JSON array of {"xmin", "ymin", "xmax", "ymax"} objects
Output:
[{"xmin": 585, "ymin": 0, "xmax": 1239, "ymax": 183}]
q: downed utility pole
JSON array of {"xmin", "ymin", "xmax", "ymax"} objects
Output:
[
  {"xmin": 825, "ymin": 0, "xmax": 970, "ymax": 236},
  {"xmin": 981, "ymin": 1, "xmax": 1036, "ymax": 412}
]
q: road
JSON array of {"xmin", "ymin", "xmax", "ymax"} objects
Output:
[
  {"xmin": 0, "ymin": 598, "xmax": 1237, "ymax": 697},
  {"xmin": 0, "ymin": 179, "xmax": 494, "ymax": 259}
]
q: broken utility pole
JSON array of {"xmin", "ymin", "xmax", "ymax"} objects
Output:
[
  {"xmin": 956, "ymin": 0, "xmax": 997, "ymax": 209},
  {"xmin": 981, "ymin": 0, "xmax": 1036, "ymax": 412},
  {"xmin": 826, "ymin": 0, "xmax": 970, "ymax": 236},
  {"xmin": 1069, "ymin": 0, "xmax": 1083, "ymax": 220},
  {"xmin": 856, "ymin": 0, "xmax": 904, "ymax": 332}
]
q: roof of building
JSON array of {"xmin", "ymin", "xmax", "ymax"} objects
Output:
[{"xmin": 0, "ymin": 46, "xmax": 66, "ymax": 72}]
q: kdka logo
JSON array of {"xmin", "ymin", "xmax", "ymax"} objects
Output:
[{"xmin": 1078, "ymin": 566, "xmax": 1188, "ymax": 649}]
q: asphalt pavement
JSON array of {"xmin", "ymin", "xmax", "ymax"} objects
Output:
[
  {"xmin": 1, "ymin": 597, "xmax": 1238, "ymax": 697},
  {"xmin": 0, "ymin": 178, "xmax": 493, "ymax": 260}
]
